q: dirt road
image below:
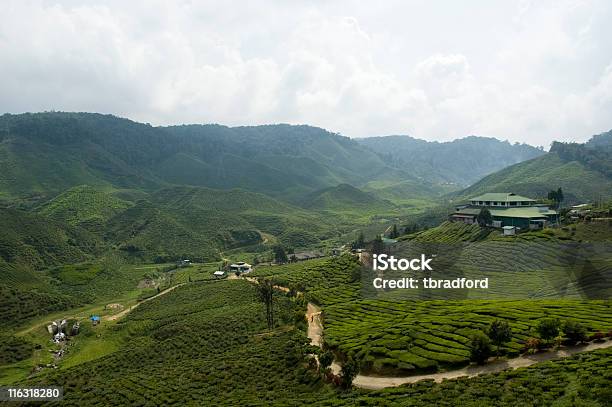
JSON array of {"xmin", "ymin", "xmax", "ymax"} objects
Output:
[
  {"xmin": 105, "ymin": 283, "xmax": 185, "ymax": 321},
  {"xmin": 306, "ymin": 303, "xmax": 322, "ymax": 346}
]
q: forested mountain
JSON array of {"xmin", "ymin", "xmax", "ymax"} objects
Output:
[
  {"xmin": 357, "ymin": 135, "xmax": 544, "ymax": 185},
  {"xmin": 0, "ymin": 112, "xmax": 430, "ymax": 205},
  {"xmin": 456, "ymin": 131, "xmax": 612, "ymax": 204}
]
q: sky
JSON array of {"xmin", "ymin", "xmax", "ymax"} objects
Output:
[{"xmin": 1, "ymin": 0, "xmax": 611, "ymax": 147}]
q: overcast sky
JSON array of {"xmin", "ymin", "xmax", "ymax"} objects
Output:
[{"xmin": 2, "ymin": 1, "xmax": 611, "ymax": 146}]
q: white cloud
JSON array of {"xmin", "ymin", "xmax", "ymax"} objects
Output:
[{"xmin": 0, "ymin": 0, "xmax": 611, "ymax": 146}]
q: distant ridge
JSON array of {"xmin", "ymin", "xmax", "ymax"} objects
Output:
[{"xmin": 357, "ymin": 134, "xmax": 544, "ymax": 185}]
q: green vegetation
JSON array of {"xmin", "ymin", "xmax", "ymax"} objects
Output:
[
  {"xmin": 458, "ymin": 152, "xmax": 612, "ymax": 205},
  {"xmin": 469, "ymin": 332, "xmax": 492, "ymax": 365},
  {"xmin": 347, "ymin": 348, "xmax": 612, "ymax": 406},
  {"xmin": 37, "ymin": 185, "xmax": 132, "ymax": 230},
  {"xmin": 18, "ymin": 280, "xmax": 334, "ymax": 405}
]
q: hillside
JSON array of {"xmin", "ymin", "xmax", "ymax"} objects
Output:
[
  {"xmin": 357, "ymin": 135, "xmax": 544, "ymax": 186},
  {"xmin": 0, "ymin": 113, "xmax": 430, "ymax": 205},
  {"xmin": 0, "ymin": 208, "xmax": 102, "ymax": 325},
  {"xmin": 457, "ymin": 150, "xmax": 612, "ymax": 204},
  {"xmin": 301, "ymin": 183, "xmax": 397, "ymax": 214},
  {"xmin": 31, "ymin": 184, "xmax": 341, "ymax": 262},
  {"xmin": 37, "ymin": 185, "xmax": 133, "ymax": 230}
]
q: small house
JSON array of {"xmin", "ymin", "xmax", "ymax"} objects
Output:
[
  {"xmin": 502, "ymin": 226, "xmax": 517, "ymax": 236},
  {"xmin": 90, "ymin": 315, "xmax": 101, "ymax": 326},
  {"xmin": 213, "ymin": 270, "xmax": 226, "ymax": 279},
  {"xmin": 230, "ymin": 262, "xmax": 252, "ymax": 274}
]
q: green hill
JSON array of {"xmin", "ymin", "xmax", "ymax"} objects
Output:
[
  {"xmin": 457, "ymin": 152, "xmax": 612, "ymax": 204},
  {"xmin": 0, "ymin": 113, "xmax": 430, "ymax": 205},
  {"xmin": 111, "ymin": 186, "xmax": 334, "ymax": 260},
  {"xmin": 37, "ymin": 185, "xmax": 132, "ymax": 230},
  {"xmin": 302, "ymin": 183, "xmax": 396, "ymax": 214},
  {"xmin": 0, "ymin": 208, "xmax": 102, "ymax": 325}
]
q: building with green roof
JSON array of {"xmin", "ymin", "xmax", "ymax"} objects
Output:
[{"xmin": 452, "ymin": 193, "xmax": 557, "ymax": 230}]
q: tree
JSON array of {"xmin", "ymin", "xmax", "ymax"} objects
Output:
[
  {"xmin": 390, "ymin": 224, "xmax": 399, "ymax": 239},
  {"xmin": 273, "ymin": 245, "xmax": 288, "ymax": 264},
  {"xmin": 562, "ymin": 320, "xmax": 587, "ymax": 345},
  {"xmin": 371, "ymin": 235, "xmax": 384, "ymax": 255},
  {"xmin": 257, "ymin": 279, "xmax": 275, "ymax": 329},
  {"xmin": 488, "ymin": 319, "xmax": 512, "ymax": 356},
  {"xmin": 340, "ymin": 357, "xmax": 359, "ymax": 389},
  {"xmin": 353, "ymin": 232, "xmax": 365, "ymax": 249},
  {"xmin": 547, "ymin": 187, "xmax": 565, "ymax": 208},
  {"xmin": 477, "ymin": 208, "xmax": 493, "ymax": 227},
  {"xmin": 469, "ymin": 332, "xmax": 492, "ymax": 365},
  {"xmin": 536, "ymin": 318, "xmax": 561, "ymax": 342},
  {"xmin": 319, "ymin": 351, "xmax": 334, "ymax": 373},
  {"xmin": 556, "ymin": 187, "xmax": 564, "ymax": 205}
]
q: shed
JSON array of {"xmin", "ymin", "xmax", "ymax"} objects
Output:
[
  {"xmin": 90, "ymin": 315, "xmax": 101, "ymax": 325},
  {"xmin": 502, "ymin": 226, "xmax": 517, "ymax": 236}
]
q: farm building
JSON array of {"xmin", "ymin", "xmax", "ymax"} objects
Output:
[
  {"xmin": 213, "ymin": 270, "xmax": 226, "ymax": 278},
  {"xmin": 502, "ymin": 226, "xmax": 517, "ymax": 236},
  {"xmin": 290, "ymin": 251, "xmax": 324, "ymax": 262},
  {"xmin": 230, "ymin": 262, "xmax": 252, "ymax": 274},
  {"xmin": 451, "ymin": 193, "xmax": 558, "ymax": 229}
]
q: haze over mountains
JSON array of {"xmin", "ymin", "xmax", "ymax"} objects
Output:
[
  {"xmin": 0, "ymin": 111, "xmax": 611, "ymax": 266},
  {"xmin": 358, "ymin": 135, "xmax": 545, "ymax": 185},
  {"xmin": 1, "ymin": 112, "xmax": 547, "ymax": 204}
]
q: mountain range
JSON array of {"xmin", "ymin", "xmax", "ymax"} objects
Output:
[{"xmin": 1, "ymin": 112, "xmax": 610, "ymax": 264}]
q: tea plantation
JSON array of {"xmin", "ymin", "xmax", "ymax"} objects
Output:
[
  {"xmin": 15, "ymin": 277, "xmax": 612, "ymax": 406},
  {"xmin": 253, "ymin": 248, "xmax": 611, "ymax": 375}
]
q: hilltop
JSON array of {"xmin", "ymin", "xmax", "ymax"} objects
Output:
[{"xmin": 457, "ymin": 132, "xmax": 612, "ymax": 204}]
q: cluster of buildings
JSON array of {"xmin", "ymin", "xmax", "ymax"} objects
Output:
[{"xmin": 450, "ymin": 193, "xmax": 558, "ymax": 235}]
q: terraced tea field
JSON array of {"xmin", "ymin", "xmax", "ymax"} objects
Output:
[
  {"xmin": 253, "ymin": 254, "xmax": 612, "ymax": 375},
  {"xmin": 323, "ymin": 299, "xmax": 612, "ymax": 374}
]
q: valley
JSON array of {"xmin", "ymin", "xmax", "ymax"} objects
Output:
[{"xmin": 1, "ymin": 112, "xmax": 611, "ymax": 405}]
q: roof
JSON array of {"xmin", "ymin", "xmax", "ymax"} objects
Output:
[
  {"xmin": 454, "ymin": 206, "xmax": 557, "ymax": 219},
  {"xmin": 213, "ymin": 270, "xmax": 226, "ymax": 275},
  {"xmin": 90, "ymin": 316, "xmax": 100, "ymax": 321},
  {"xmin": 502, "ymin": 226, "xmax": 516, "ymax": 229},
  {"xmin": 292, "ymin": 251, "xmax": 324, "ymax": 260},
  {"xmin": 230, "ymin": 263, "xmax": 251, "ymax": 268},
  {"xmin": 470, "ymin": 193, "xmax": 535, "ymax": 203}
]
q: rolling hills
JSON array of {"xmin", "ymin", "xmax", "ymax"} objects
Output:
[{"xmin": 0, "ymin": 113, "xmax": 430, "ymax": 205}]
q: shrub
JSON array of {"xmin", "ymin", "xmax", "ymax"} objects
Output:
[
  {"xmin": 537, "ymin": 318, "xmax": 561, "ymax": 342},
  {"xmin": 340, "ymin": 357, "xmax": 360, "ymax": 389},
  {"xmin": 524, "ymin": 337, "xmax": 541, "ymax": 354},
  {"xmin": 319, "ymin": 351, "xmax": 334, "ymax": 373},
  {"xmin": 469, "ymin": 332, "xmax": 492, "ymax": 365},
  {"xmin": 488, "ymin": 319, "xmax": 512, "ymax": 356},
  {"xmin": 562, "ymin": 320, "xmax": 587, "ymax": 345}
]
